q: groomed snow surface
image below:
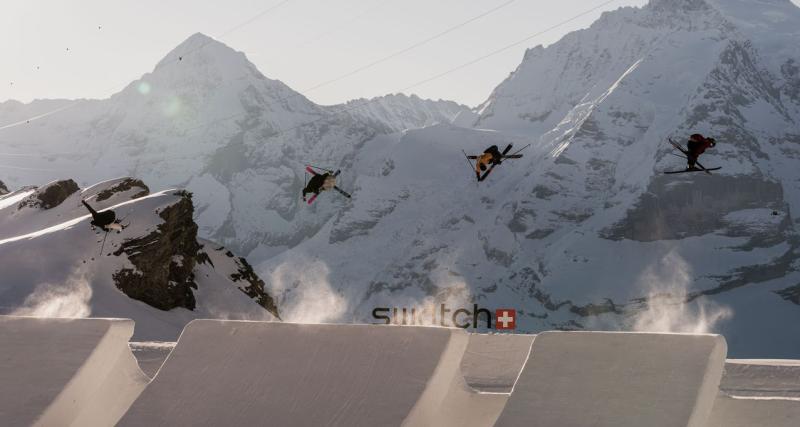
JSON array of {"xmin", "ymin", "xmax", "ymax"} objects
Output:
[{"xmin": 2, "ymin": 316, "xmax": 798, "ymax": 427}]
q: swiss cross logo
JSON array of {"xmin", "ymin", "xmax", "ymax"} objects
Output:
[{"xmin": 495, "ymin": 309, "xmax": 516, "ymax": 330}]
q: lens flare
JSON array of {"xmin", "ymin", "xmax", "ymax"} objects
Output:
[
  {"xmin": 162, "ymin": 96, "xmax": 182, "ymax": 117},
  {"xmin": 137, "ymin": 81, "xmax": 151, "ymax": 95}
]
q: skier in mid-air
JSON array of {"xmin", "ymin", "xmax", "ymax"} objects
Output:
[
  {"xmin": 302, "ymin": 171, "xmax": 333, "ymax": 202},
  {"xmin": 685, "ymin": 133, "xmax": 716, "ymax": 171},
  {"xmin": 474, "ymin": 145, "xmax": 505, "ymax": 181},
  {"xmin": 464, "ymin": 143, "xmax": 526, "ymax": 182},
  {"xmin": 82, "ymin": 200, "xmax": 123, "ymax": 233},
  {"xmin": 301, "ymin": 166, "xmax": 351, "ymax": 204}
]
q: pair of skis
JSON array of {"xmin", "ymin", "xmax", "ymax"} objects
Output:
[
  {"xmin": 663, "ymin": 138, "xmax": 721, "ymax": 175},
  {"xmin": 463, "ymin": 143, "xmax": 528, "ymax": 182},
  {"xmin": 305, "ymin": 166, "xmax": 351, "ymax": 205}
]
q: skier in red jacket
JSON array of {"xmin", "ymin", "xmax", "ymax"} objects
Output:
[{"xmin": 686, "ymin": 133, "xmax": 716, "ymax": 170}]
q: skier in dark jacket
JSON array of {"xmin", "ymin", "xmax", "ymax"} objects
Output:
[
  {"xmin": 686, "ymin": 133, "xmax": 716, "ymax": 170},
  {"xmin": 82, "ymin": 200, "xmax": 122, "ymax": 232},
  {"xmin": 302, "ymin": 172, "xmax": 336, "ymax": 201},
  {"xmin": 475, "ymin": 145, "xmax": 504, "ymax": 180}
]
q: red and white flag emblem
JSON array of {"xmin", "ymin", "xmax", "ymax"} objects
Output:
[{"xmin": 495, "ymin": 309, "xmax": 516, "ymax": 330}]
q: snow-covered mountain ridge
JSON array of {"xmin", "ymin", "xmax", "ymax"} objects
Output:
[
  {"xmin": 254, "ymin": 0, "xmax": 800, "ymax": 357},
  {"xmin": 0, "ymin": 177, "xmax": 278, "ymax": 340},
  {"xmin": 0, "ymin": 32, "xmax": 469, "ymax": 260}
]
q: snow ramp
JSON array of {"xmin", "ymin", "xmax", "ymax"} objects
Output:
[
  {"xmin": 708, "ymin": 396, "xmax": 800, "ymax": 427},
  {"xmin": 461, "ymin": 333, "xmax": 534, "ymax": 393},
  {"xmin": 118, "ymin": 320, "xmax": 506, "ymax": 427},
  {"xmin": 494, "ymin": 331, "xmax": 727, "ymax": 427},
  {"xmin": 708, "ymin": 359, "xmax": 800, "ymax": 427},
  {"xmin": 0, "ymin": 316, "xmax": 148, "ymax": 426}
]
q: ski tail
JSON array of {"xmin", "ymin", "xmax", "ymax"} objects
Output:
[
  {"xmin": 479, "ymin": 165, "xmax": 496, "ymax": 182},
  {"xmin": 334, "ymin": 186, "xmax": 351, "ymax": 198},
  {"xmin": 305, "ymin": 166, "xmax": 318, "ymax": 176},
  {"xmin": 307, "ymin": 193, "xmax": 318, "ymax": 204},
  {"xmin": 502, "ymin": 144, "xmax": 513, "ymax": 156},
  {"xmin": 663, "ymin": 167, "xmax": 721, "ymax": 175},
  {"xmin": 507, "ymin": 143, "xmax": 530, "ymax": 157},
  {"xmin": 82, "ymin": 200, "xmax": 98, "ymax": 216}
]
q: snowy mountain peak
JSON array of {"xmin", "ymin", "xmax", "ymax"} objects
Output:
[
  {"xmin": 647, "ymin": 0, "xmax": 713, "ymax": 12},
  {"xmin": 154, "ymin": 33, "xmax": 245, "ymax": 70}
]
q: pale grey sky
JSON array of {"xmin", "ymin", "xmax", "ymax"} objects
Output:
[{"xmin": 1, "ymin": 0, "xmax": 798, "ymax": 107}]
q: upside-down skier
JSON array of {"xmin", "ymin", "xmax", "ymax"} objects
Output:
[
  {"xmin": 301, "ymin": 166, "xmax": 351, "ymax": 204},
  {"xmin": 474, "ymin": 145, "xmax": 504, "ymax": 181},
  {"xmin": 464, "ymin": 143, "xmax": 527, "ymax": 182},
  {"xmin": 302, "ymin": 171, "xmax": 335, "ymax": 202}
]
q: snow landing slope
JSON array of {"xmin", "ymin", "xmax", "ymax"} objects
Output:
[
  {"xmin": 0, "ymin": 33, "xmax": 468, "ymax": 260},
  {"xmin": 0, "ymin": 178, "xmax": 278, "ymax": 340},
  {"xmin": 256, "ymin": 0, "xmax": 800, "ymax": 357}
]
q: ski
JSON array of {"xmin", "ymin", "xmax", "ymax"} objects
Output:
[
  {"xmin": 333, "ymin": 186, "xmax": 351, "ymax": 198},
  {"xmin": 479, "ymin": 163, "xmax": 497, "ymax": 181},
  {"xmin": 663, "ymin": 167, "xmax": 721, "ymax": 175},
  {"xmin": 667, "ymin": 138, "xmax": 713, "ymax": 175},
  {"xmin": 506, "ymin": 143, "xmax": 530, "ymax": 157}
]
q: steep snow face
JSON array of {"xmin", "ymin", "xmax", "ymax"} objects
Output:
[
  {"xmin": 0, "ymin": 34, "xmax": 469, "ymax": 259},
  {"xmin": 476, "ymin": 0, "xmax": 735, "ymax": 133},
  {"xmin": 0, "ymin": 178, "xmax": 277, "ymax": 341},
  {"xmin": 257, "ymin": 0, "xmax": 800, "ymax": 357}
]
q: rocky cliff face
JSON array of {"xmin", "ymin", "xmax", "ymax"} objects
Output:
[
  {"xmin": 95, "ymin": 178, "xmax": 149, "ymax": 202},
  {"xmin": 17, "ymin": 179, "xmax": 79, "ymax": 210},
  {"xmin": 201, "ymin": 243, "xmax": 281, "ymax": 319},
  {"xmin": 109, "ymin": 189, "xmax": 281, "ymax": 318},
  {"xmin": 113, "ymin": 191, "xmax": 201, "ymax": 310}
]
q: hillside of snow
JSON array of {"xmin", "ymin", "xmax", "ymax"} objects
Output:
[
  {"xmin": 0, "ymin": 177, "xmax": 278, "ymax": 340},
  {"xmin": 254, "ymin": 0, "xmax": 800, "ymax": 357}
]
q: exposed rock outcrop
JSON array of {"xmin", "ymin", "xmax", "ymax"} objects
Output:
[
  {"xmin": 0, "ymin": 180, "xmax": 8, "ymax": 195},
  {"xmin": 776, "ymin": 284, "xmax": 800, "ymax": 305},
  {"xmin": 18, "ymin": 179, "xmax": 79, "ymax": 210},
  {"xmin": 218, "ymin": 248, "xmax": 281, "ymax": 319},
  {"xmin": 603, "ymin": 176, "xmax": 785, "ymax": 241},
  {"xmin": 95, "ymin": 178, "xmax": 150, "ymax": 202},
  {"xmin": 113, "ymin": 191, "xmax": 201, "ymax": 311}
]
